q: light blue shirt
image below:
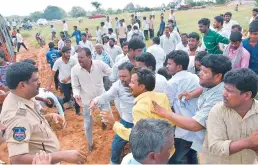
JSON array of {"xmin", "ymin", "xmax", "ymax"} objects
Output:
[
  {"xmin": 168, "ymin": 70, "xmax": 200, "ymax": 142},
  {"xmin": 94, "ymin": 80, "xmax": 134, "ymax": 123},
  {"xmin": 191, "ymin": 82, "xmax": 224, "ymax": 152}
]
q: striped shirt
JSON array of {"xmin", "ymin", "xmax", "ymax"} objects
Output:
[{"xmin": 203, "ymin": 29, "xmax": 230, "ymax": 54}]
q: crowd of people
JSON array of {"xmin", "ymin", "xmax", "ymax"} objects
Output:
[{"xmin": 0, "ymin": 7, "xmax": 258, "ymax": 164}]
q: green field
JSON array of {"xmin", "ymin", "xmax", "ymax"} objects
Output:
[{"xmin": 22, "ymin": 4, "xmax": 254, "ymax": 47}]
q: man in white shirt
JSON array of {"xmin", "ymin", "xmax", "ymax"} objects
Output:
[
  {"xmin": 65, "ymin": 39, "xmax": 75, "ymax": 56},
  {"xmin": 142, "ymin": 17, "xmax": 150, "ymax": 40},
  {"xmin": 71, "ymin": 47, "xmax": 112, "ymax": 152},
  {"xmin": 147, "ymin": 37, "xmax": 166, "ymax": 72},
  {"xmin": 166, "ymin": 50, "xmax": 199, "ymax": 164},
  {"xmin": 79, "ymin": 33, "xmax": 94, "ymax": 52},
  {"xmin": 110, "ymin": 38, "xmax": 145, "ymax": 82},
  {"xmin": 168, "ymin": 22, "xmax": 181, "ymax": 45},
  {"xmin": 117, "ymin": 20, "xmax": 127, "ymax": 46},
  {"xmin": 108, "ymin": 28, "xmax": 117, "ymax": 42},
  {"xmin": 89, "ymin": 62, "xmax": 134, "ymax": 164},
  {"xmin": 16, "ymin": 29, "xmax": 28, "ymax": 52},
  {"xmin": 100, "ymin": 22, "xmax": 108, "ymax": 42},
  {"xmin": 135, "ymin": 53, "xmax": 174, "ymax": 105},
  {"xmin": 169, "ymin": 9, "xmax": 176, "ymax": 22},
  {"xmin": 188, "ymin": 51, "xmax": 208, "ymax": 76},
  {"xmin": 223, "ymin": 12, "xmax": 239, "ymax": 34},
  {"xmin": 214, "ymin": 15, "xmax": 230, "ymax": 51},
  {"xmin": 115, "ymin": 42, "xmax": 129, "ymax": 63},
  {"xmin": 58, "ymin": 34, "xmax": 65, "ymax": 52},
  {"xmin": 96, "ymin": 26, "xmax": 102, "ymax": 43},
  {"xmin": 103, "ymin": 35, "xmax": 110, "ymax": 52},
  {"xmin": 47, "ymin": 46, "xmax": 80, "ymax": 115},
  {"xmin": 107, "ymin": 38, "xmax": 123, "ymax": 62},
  {"xmin": 35, "ymin": 88, "xmax": 65, "ymax": 117},
  {"xmin": 63, "ymin": 20, "xmax": 69, "ymax": 38},
  {"xmin": 176, "ymin": 33, "xmax": 189, "ymax": 52},
  {"xmin": 105, "ymin": 16, "xmax": 112, "ymax": 29},
  {"xmin": 249, "ymin": 8, "xmax": 258, "ymax": 24},
  {"xmin": 160, "ymin": 26, "xmax": 177, "ymax": 55}
]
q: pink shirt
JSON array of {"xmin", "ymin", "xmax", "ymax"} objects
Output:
[{"xmin": 227, "ymin": 46, "xmax": 250, "ymax": 69}]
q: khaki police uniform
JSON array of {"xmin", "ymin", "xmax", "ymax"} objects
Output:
[{"xmin": 0, "ymin": 92, "xmax": 60, "ymax": 158}]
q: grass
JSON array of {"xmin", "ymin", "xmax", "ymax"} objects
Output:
[{"xmin": 21, "ymin": 4, "xmax": 253, "ymax": 47}]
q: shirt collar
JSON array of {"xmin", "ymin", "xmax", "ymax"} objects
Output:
[
  {"xmin": 243, "ymin": 99, "xmax": 258, "ymax": 119},
  {"xmin": 134, "ymin": 91, "xmax": 152, "ymax": 104},
  {"xmin": 9, "ymin": 92, "xmax": 35, "ymax": 110},
  {"xmin": 203, "ymin": 82, "xmax": 224, "ymax": 94},
  {"xmin": 80, "ymin": 60, "xmax": 95, "ymax": 72}
]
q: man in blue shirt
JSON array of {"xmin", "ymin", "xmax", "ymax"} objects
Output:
[
  {"xmin": 243, "ymin": 20, "xmax": 258, "ymax": 74},
  {"xmin": 72, "ymin": 26, "xmax": 82, "ymax": 45},
  {"xmin": 46, "ymin": 42, "xmax": 60, "ymax": 90},
  {"xmin": 158, "ymin": 16, "xmax": 165, "ymax": 37}
]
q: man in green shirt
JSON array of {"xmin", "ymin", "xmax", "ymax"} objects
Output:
[{"xmin": 199, "ymin": 18, "xmax": 230, "ymax": 54}]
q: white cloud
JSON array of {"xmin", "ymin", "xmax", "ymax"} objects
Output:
[{"xmin": 1, "ymin": 0, "xmax": 172, "ymax": 16}]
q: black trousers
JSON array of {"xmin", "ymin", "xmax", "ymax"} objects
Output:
[
  {"xmin": 144, "ymin": 30, "xmax": 149, "ymax": 40},
  {"xmin": 17, "ymin": 42, "xmax": 28, "ymax": 52},
  {"xmin": 54, "ymin": 71, "xmax": 59, "ymax": 90},
  {"xmin": 149, "ymin": 29, "xmax": 154, "ymax": 39},
  {"xmin": 60, "ymin": 83, "xmax": 80, "ymax": 114}
]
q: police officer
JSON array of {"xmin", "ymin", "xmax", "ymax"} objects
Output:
[{"xmin": 0, "ymin": 62, "xmax": 86, "ymax": 164}]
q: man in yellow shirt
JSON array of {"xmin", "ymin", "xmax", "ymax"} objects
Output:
[{"xmin": 101, "ymin": 68, "xmax": 175, "ymax": 156}]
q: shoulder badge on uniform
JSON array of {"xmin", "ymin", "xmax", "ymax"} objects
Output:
[
  {"xmin": 16, "ymin": 102, "xmax": 27, "ymax": 116},
  {"xmin": 13, "ymin": 127, "xmax": 26, "ymax": 142}
]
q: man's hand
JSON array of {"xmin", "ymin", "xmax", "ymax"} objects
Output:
[
  {"xmin": 61, "ymin": 77, "xmax": 70, "ymax": 84},
  {"xmin": 62, "ymin": 150, "xmax": 86, "ymax": 164},
  {"xmin": 88, "ymin": 100, "xmax": 97, "ymax": 115},
  {"xmin": 178, "ymin": 92, "xmax": 193, "ymax": 101},
  {"xmin": 32, "ymin": 150, "xmax": 52, "ymax": 165},
  {"xmin": 247, "ymin": 130, "xmax": 258, "ymax": 149},
  {"xmin": 100, "ymin": 110, "xmax": 115, "ymax": 128},
  {"xmin": 51, "ymin": 113, "xmax": 66, "ymax": 129},
  {"xmin": 74, "ymin": 95, "xmax": 83, "ymax": 107},
  {"xmin": 0, "ymin": 123, "xmax": 7, "ymax": 144},
  {"xmin": 152, "ymin": 101, "xmax": 170, "ymax": 118}
]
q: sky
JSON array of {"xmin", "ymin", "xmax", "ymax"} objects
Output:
[{"xmin": 1, "ymin": 0, "xmax": 172, "ymax": 16}]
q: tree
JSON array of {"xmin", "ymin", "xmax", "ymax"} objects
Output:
[
  {"xmin": 29, "ymin": 11, "xmax": 44, "ymax": 21},
  {"xmin": 124, "ymin": 2, "xmax": 135, "ymax": 11},
  {"xmin": 135, "ymin": 4, "xmax": 141, "ymax": 9},
  {"xmin": 70, "ymin": 6, "xmax": 86, "ymax": 18},
  {"xmin": 256, "ymin": 0, "xmax": 258, "ymax": 6},
  {"xmin": 216, "ymin": 0, "xmax": 227, "ymax": 4},
  {"xmin": 43, "ymin": 6, "xmax": 66, "ymax": 20},
  {"xmin": 91, "ymin": 1, "xmax": 102, "ymax": 11},
  {"xmin": 107, "ymin": 8, "xmax": 113, "ymax": 14}
]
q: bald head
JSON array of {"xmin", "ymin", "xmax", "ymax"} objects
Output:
[{"xmin": 95, "ymin": 44, "xmax": 103, "ymax": 54}]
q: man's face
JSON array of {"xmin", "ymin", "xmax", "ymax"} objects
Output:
[
  {"xmin": 230, "ymin": 41, "xmax": 241, "ymax": 49},
  {"xmin": 249, "ymin": 31, "xmax": 258, "ymax": 42},
  {"xmin": 64, "ymin": 51, "xmax": 71, "ymax": 60},
  {"xmin": 199, "ymin": 66, "xmax": 219, "ymax": 88},
  {"xmin": 82, "ymin": 35, "xmax": 86, "ymax": 41},
  {"xmin": 153, "ymin": 136, "xmax": 174, "ymax": 164},
  {"xmin": 24, "ymin": 72, "xmax": 40, "ymax": 98},
  {"xmin": 78, "ymin": 51, "xmax": 91, "ymax": 68},
  {"xmin": 129, "ymin": 48, "xmax": 143, "ymax": 59},
  {"xmin": 74, "ymin": 27, "xmax": 77, "ymax": 31},
  {"xmin": 194, "ymin": 60, "xmax": 202, "ymax": 72},
  {"xmin": 166, "ymin": 59, "xmax": 179, "ymax": 76},
  {"xmin": 181, "ymin": 35, "xmax": 188, "ymax": 44},
  {"xmin": 109, "ymin": 40, "xmax": 115, "ymax": 47},
  {"xmin": 129, "ymin": 73, "xmax": 145, "ymax": 97},
  {"xmin": 253, "ymin": 11, "xmax": 258, "ymax": 17},
  {"xmin": 65, "ymin": 41, "xmax": 71, "ymax": 48},
  {"xmin": 128, "ymin": 27, "xmax": 132, "ymax": 31},
  {"xmin": 119, "ymin": 69, "xmax": 131, "ymax": 87},
  {"xmin": 188, "ymin": 38, "xmax": 199, "ymax": 50},
  {"xmin": 213, "ymin": 19, "xmax": 220, "ymax": 29},
  {"xmin": 122, "ymin": 45, "xmax": 128, "ymax": 55},
  {"xmin": 104, "ymin": 38, "xmax": 109, "ymax": 43},
  {"xmin": 165, "ymin": 28, "xmax": 170, "ymax": 36},
  {"xmin": 223, "ymin": 83, "xmax": 249, "ymax": 109},
  {"xmin": 108, "ymin": 31, "xmax": 112, "ymax": 35},
  {"xmin": 95, "ymin": 45, "xmax": 102, "ymax": 54},
  {"xmin": 85, "ymin": 29, "xmax": 88, "ymax": 32},
  {"xmin": 224, "ymin": 15, "xmax": 231, "ymax": 22},
  {"xmin": 231, "ymin": 28, "xmax": 241, "ymax": 33},
  {"xmin": 198, "ymin": 24, "xmax": 208, "ymax": 33},
  {"xmin": 135, "ymin": 61, "xmax": 146, "ymax": 69}
]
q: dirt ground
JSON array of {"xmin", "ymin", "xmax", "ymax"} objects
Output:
[{"xmin": 0, "ymin": 43, "xmax": 124, "ymax": 164}]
